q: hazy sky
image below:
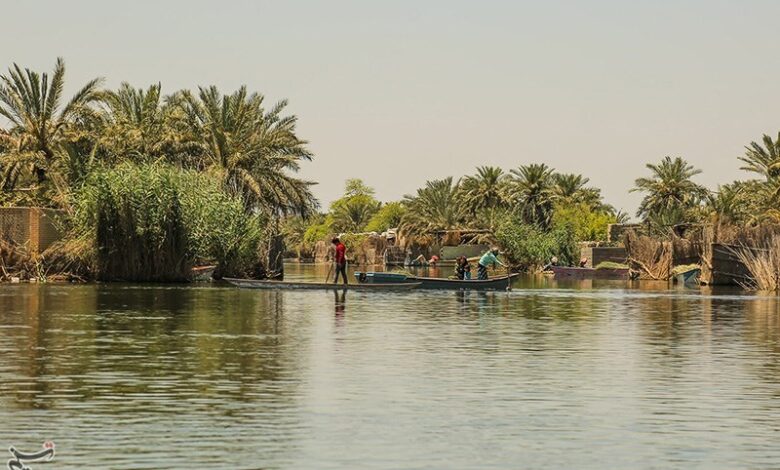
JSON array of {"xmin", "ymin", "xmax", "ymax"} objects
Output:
[{"xmin": 3, "ymin": 0, "xmax": 779, "ymax": 216}]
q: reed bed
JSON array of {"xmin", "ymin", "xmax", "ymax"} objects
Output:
[
  {"xmin": 71, "ymin": 163, "xmax": 264, "ymax": 281},
  {"xmin": 624, "ymin": 231, "xmax": 672, "ymax": 280},
  {"xmin": 732, "ymin": 237, "xmax": 780, "ymax": 291}
]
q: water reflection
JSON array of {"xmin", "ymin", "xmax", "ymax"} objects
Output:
[
  {"xmin": 1, "ymin": 273, "xmax": 780, "ymax": 469},
  {"xmin": 334, "ymin": 289, "xmax": 347, "ymax": 327}
]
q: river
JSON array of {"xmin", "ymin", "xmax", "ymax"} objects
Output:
[{"xmin": 1, "ymin": 265, "xmax": 779, "ymax": 469}]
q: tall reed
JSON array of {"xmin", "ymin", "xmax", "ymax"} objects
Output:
[
  {"xmin": 71, "ymin": 163, "xmax": 263, "ymax": 281},
  {"xmin": 733, "ymin": 237, "xmax": 780, "ymax": 291}
]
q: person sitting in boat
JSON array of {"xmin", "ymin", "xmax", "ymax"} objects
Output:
[
  {"xmin": 477, "ymin": 247, "xmax": 506, "ymax": 280},
  {"xmin": 454, "ymin": 256, "xmax": 472, "ymax": 280}
]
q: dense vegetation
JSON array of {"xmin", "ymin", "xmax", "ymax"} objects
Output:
[
  {"xmin": 3, "ymin": 58, "xmax": 780, "ymax": 279},
  {"xmin": 284, "ymin": 165, "xmax": 624, "ymax": 268},
  {"xmin": 0, "ymin": 58, "xmax": 315, "ymax": 279}
]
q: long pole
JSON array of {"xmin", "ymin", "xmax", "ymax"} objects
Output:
[{"xmin": 325, "ymin": 261, "xmax": 334, "ymax": 283}]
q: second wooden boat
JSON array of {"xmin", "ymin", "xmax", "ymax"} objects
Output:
[
  {"xmin": 673, "ymin": 267, "xmax": 701, "ymax": 285},
  {"xmin": 354, "ymin": 272, "xmax": 519, "ymax": 290},
  {"xmin": 550, "ymin": 266, "xmax": 629, "ymax": 280}
]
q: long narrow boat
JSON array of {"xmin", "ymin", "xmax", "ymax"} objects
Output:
[
  {"xmin": 550, "ymin": 266, "xmax": 629, "ymax": 280},
  {"xmin": 354, "ymin": 272, "xmax": 519, "ymax": 290},
  {"xmin": 224, "ymin": 277, "xmax": 421, "ymax": 291},
  {"xmin": 409, "ymin": 273, "xmax": 519, "ymax": 290}
]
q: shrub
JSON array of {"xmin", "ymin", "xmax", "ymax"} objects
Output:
[
  {"xmin": 71, "ymin": 163, "xmax": 263, "ymax": 281},
  {"xmin": 495, "ymin": 216, "xmax": 578, "ymax": 270},
  {"xmin": 551, "ymin": 203, "xmax": 617, "ymax": 242},
  {"xmin": 365, "ymin": 202, "xmax": 406, "ymax": 233}
]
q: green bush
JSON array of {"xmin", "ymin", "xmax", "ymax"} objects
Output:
[
  {"xmin": 551, "ymin": 203, "xmax": 617, "ymax": 242},
  {"xmin": 303, "ymin": 215, "xmax": 334, "ymax": 248},
  {"xmin": 365, "ymin": 202, "xmax": 406, "ymax": 233},
  {"xmin": 496, "ymin": 216, "xmax": 578, "ymax": 270},
  {"xmin": 71, "ymin": 162, "xmax": 263, "ymax": 281}
]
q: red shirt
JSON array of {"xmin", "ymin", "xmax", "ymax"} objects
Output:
[{"xmin": 335, "ymin": 242, "xmax": 346, "ymax": 264}]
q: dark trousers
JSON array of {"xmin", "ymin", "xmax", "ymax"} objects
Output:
[
  {"xmin": 333, "ymin": 262, "xmax": 348, "ymax": 284},
  {"xmin": 477, "ymin": 263, "xmax": 489, "ymax": 280}
]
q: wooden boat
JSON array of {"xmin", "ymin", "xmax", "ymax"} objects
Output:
[
  {"xmin": 191, "ymin": 265, "xmax": 216, "ymax": 282},
  {"xmin": 224, "ymin": 277, "xmax": 421, "ymax": 291},
  {"xmin": 409, "ymin": 273, "xmax": 519, "ymax": 290},
  {"xmin": 354, "ymin": 271, "xmax": 519, "ymax": 290},
  {"xmin": 673, "ymin": 267, "xmax": 701, "ymax": 285},
  {"xmin": 550, "ymin": 266, "xmax": 629, "ymax": 280}
]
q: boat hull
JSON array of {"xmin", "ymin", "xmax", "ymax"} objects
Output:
[
  {"xmin": 224, "ymin": 278, "xmax": 420, "ymax": 290},
  {"xmin": 674, "ymin": 268, "xmax": 701, "ymax": 285},
  {"xmin": 551, "ymin": 266, "xmax": 629, "ymax": 280},
  {"xmin": 353, "ymin": 272, "xmax": 519, "ymax": 290},
  {"xmin": 407, "ymin": 273, "xmax": 518, "ymax": 290}
]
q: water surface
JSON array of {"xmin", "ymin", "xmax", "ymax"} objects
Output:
[{"xmin": 1, "ymin": 268, "xmax": 779, "ymax": 469}]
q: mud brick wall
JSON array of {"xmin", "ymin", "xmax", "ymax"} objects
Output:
[{"xmin": 0, "ymin": 207, "xmax": 64, "ymax": 253}]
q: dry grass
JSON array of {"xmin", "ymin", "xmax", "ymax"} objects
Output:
[
  {"xmin": 732, "ymin": 237, "xmax": 780, "ymax": 291},
  {"xmin": 624, "ymin": 231, "xmax": 672, "ymax": 280},
  {"xmin": 0, "ymin": 238, "xmax": 93, "ymax": 282}
]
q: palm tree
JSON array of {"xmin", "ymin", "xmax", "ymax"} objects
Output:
[
  {"xmin": 400, "ymin": 177, "xmax": 466, "ymax": 237},
  {"xmin": 458, "ymin": 166, "xmax": 508, "ymax": 212},
  {"xmin": 631, "ymin": 156, "xmax": 710, "ymax": 223},
  {"xmin": 331, "ymin": 194, "xmax": 380, "ymax": 232},
  {"xmin": 97, "ymin": 82, "xmax": 188, "ymax": 161},
  {"xmin": 739, "ymin": 133, "xmax": 780, "ymax": 179},
  {"xmin": 707, "ymin": 183, "xmax": 746, "ymax": 224},
  {"xmin": 552, "ymin": 173, "xmax": 607, "ymax": 210},
  {"xmin": 457, "ymin": 166, "xmax": 510, "ymax": 230},
  {"xmin": 507, "ymin": 163, "xmax": 555, "ymax": 228},
  {"xmin": 172, "ymin": 85, "xmax": 317, "ymax": 216},
  {"xmin": 0, "ymin": 58, "xmax": 102, "ymax": 187}
]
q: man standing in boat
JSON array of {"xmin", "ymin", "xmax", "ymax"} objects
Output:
[
  {"xmin": 477, "ymin": 247, "xmax": 506, "ymax": 280},
  {"xmin": 332, "ymin": 237, "xmax": 348, "ymax": 285}
]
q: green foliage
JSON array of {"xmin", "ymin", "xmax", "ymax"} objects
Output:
[
  {"xmin": 343, "ymin": 178, "xmax": 375, "ymax": 197},
  {"xmin": 551, "ymin": 203, "xmax": 618, "ymax": 242},
  {"xmin": 331, "ymin": 194, "xmax": 380, "ymax": 232},
  {"xmin": 495, "ymin": 216, "xmax": 578, "ymax": 269},
  {"xmin": 328, "ymin": 179, "xmax": 380, "ymax": 232},
  {"xmin": 0, "ymin": 57, "xmax": 102, "ymax": 205},
  {"xmin": 708, "ymin": 179, "xmax": 780, "ymax": 225},
  {"xmin": 506, "ymin": 163, "xmax": 556, "ymax": 228},
  {"xmin": 71, "ymin": 162, "xmax": 263, "ymax": 281},
  {"xmin": 303, "ymin": 215, "xmax": 333, "ymax": 248},
  {"xmin": 172, "ymin": 85, "xmax": 317, "ymax": 216},
  {"xmin": 458, "ymin": 166, "xmax": 509, "ymax": 213},
  {"xmin": 365, "ymin": 202, "xmax": 406, "ymax": 232},
  {"xmin": 739, "ymin": 133, "xmax": 780, "ymax": 179},
  {"xmin": 631, "ymin": 156, "xmax": 710, "ymax": 223},
  {"xmin": 400, "ymin": 177, "xmax": 466, "ymax": 238},
  {"xmin": 595, "ymin": 261, "xmax": 628, "ymax": 270},
  {"xmin": 338, "ymin": 232, "xmax": 369, "ymax": 252}
]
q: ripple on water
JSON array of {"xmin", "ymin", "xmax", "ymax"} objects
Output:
[{"xmin": 0, "ymin": 280, "xmax": 779, "ymax": 469}]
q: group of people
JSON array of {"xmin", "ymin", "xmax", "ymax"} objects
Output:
[
  {"xmin": 454, "ymin": 247, "xmax": 506, "ymax": 280},
  {"xmin": 330, "ymin": 237, "xmax": 507, "ymax": 285}
]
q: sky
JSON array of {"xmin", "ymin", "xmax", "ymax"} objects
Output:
[{"xmin": 2, "ymin": 0, "xmax": 779, "ymax": 216}]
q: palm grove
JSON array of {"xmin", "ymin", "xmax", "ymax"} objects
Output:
[
  {"xmin": 0, "ymin": 58, "xmax": 316, "ymax": 280},
  {"xmin": 2, "ymin": 59, "xmax": 780, "ymax": 280}
]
